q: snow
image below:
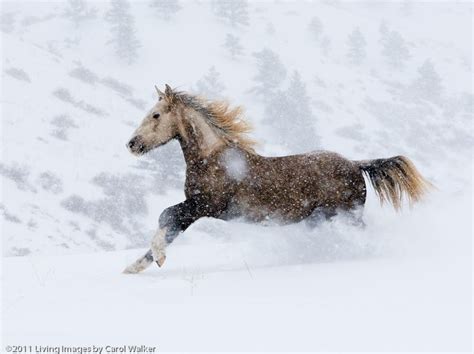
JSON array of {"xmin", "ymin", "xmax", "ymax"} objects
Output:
[
  {"xmin": 221, "ymin": 147, "xmax": 248, "ymax": 181},
  {"xmin": 3, "ymin": 190, "xmax": 472, "ymax": 351},
  {"xmin": 1, "ymin": 0, "xmax": 472, "ymax": 351}
]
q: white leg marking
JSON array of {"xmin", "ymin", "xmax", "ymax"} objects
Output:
[
  {"xmin": 123, "ymin": 250, "xmax": 154, "ymax": 274},
  {"xmin": 151, "ymin": 227, "xmax": 168, "ymax": 267}
]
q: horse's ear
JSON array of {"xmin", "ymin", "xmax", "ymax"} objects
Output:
[
  {"xmin": 165, "ymin": 84, "xmax": 173, "ymax": 96},
  {"xmin": 155, "ymin": 85, "xmax": 165, "ymax": 98}
]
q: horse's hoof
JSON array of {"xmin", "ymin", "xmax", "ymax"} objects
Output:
[
  {"xmin": 122, "ymin": 266, "xmax": 138, "ymax": 274},
  {"xmin": 156, "ymin": 255, "xmax": 166, "ymax": 267},
  {"xmin": 123, "ymin": 262, "xmax": 145, "ymax": 274}
]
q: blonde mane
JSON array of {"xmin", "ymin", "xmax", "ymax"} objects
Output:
[{"xmin": 165, "ymin": 90, "xmax": 256, "ymax": 152}]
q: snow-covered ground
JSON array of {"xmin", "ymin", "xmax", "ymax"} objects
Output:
[
  {"xmin": 1, "ymin": 0, "xmax": 472, "ymax": 351},
  {"xmin": 3, "ymin": 190, "xmax": 472, "ymax": 351},
  {"xmin": 3, "ymin": 187, "xmax": 472, "ymax": 350}
]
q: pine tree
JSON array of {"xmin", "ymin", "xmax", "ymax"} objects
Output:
[
  {"xmin": 381, "ymin": 30, "xmax": 410, "ymax": 69},
  {"xmin": 346, "ymin": 27, "xmax": 366, "ymax": 65},
  {"xmin": 149, "ymin": 0, "xmax": 181, "ymax": 21},
  {"xmin": 196, "ymin": 66, "xmax": 226, "ymax": 99},
  {"xmin": 105, "ymin": 0, "xmax": 141, "ymax": 65},
  {"xmin": 320, "ymin": 36, "xmax": 331, "ymax": 57},
  {"xmin": 213, "ymin": 0, "xmax": 249, "ymax": 27},
  {"xmin": 400, "ymin": 1, "xmax": 414, "ymax": 16},
  {"xmin": 266, "ymin": 22, "xmax": 275, "ymax": 36},
  {"xmin": 308, "ymin": 16, "xmax": 323, "ymax": 42},
  {"xmin": 379, "ymin": 21, "xmax": 389, "ymax": 36},
  {"xmin": 251, "ymin": 48, "xmax": 286, "ymax": 100},
  {"xmin": 264, "ymin": 71, "xmax": 319, "ymax": 152},
  {"xmin": 0, "ymin": 12, "xmax": 15, "ymax": 33},
  {"xmin": 411, "ymin": 59, "xmax": 443, "ymax": 103},
  {"xmin": 223, "ymin": 33, "xmax": 243, "ymax": 60},
  {"xmin": 64, "ymin": 0, "xmax": 97, "ymax": 27},
  {"xmin": 285, "ymin": 71, "xmax": 319, "ymax": 150}
]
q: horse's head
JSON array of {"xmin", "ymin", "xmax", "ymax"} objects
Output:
[{"xmin": 127, "ymin": 84, "xmax": 179, "ymax": 155}]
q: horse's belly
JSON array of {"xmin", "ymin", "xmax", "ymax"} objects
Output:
[
  {"xmin": 228, "ymin": 185, "xmax": 321, "ymax": 223},
  {"xmin": 228, "ymin": 196, "xmax": 311, "ymax": 223}
]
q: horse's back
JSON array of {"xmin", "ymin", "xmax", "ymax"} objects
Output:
[
  {"xmin": 260, "ymin": 150, "xmax": 362, "ymax": 185},
  {"xmin": 227, "ymin": 149, "xmax": 366, "ymax": 223}
]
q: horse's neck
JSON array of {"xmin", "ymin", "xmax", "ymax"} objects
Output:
[
  {"xmin": 178, "ymin": 111, "xmax": 224, "ymax": 166},
  {"xmin": 177, "ymin": 134, "xmax": 201, "ymax": 167}
]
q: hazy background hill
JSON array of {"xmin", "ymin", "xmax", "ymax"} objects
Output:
[{"xmin": 1, "ymin": 0, "xmax": 472, "ymax": 257}]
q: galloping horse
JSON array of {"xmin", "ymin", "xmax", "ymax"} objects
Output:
[{"xmin": 123, "ymin": 85, "xmax": 431, "ymax": 273}]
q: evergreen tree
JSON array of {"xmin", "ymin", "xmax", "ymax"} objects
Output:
[
  {"xmin": 381, "ymin": 30, "xmax": 410, "ymax": 69},
  {"xmin": 0, "ymin": 12, "xmax": 15, "ymax": 33},
  {"xmin": 213, "ymin": 0, "xmax": 249, "ymax": 27},
  {"xmin": 251, "ymin": 48, "xmax": 286, "ymax": 100},
  {"xmin": 346, "ymin": 27, "xmax": 367, "ymax": 65},
  {"xmin": 308, "ymin": 16, "xmax": 323, "ymax": 41},
  {"xmin": 149, "ymin": 0, "xmax": 181, "ymax": 21},
  {"xmin": 400, "ymin": 1, "xmax": 414, "ymax": 16},
  {"xmin": 411, "ymin": 59, "xmax": 443, "ymax": 103},
  {"xmin": 264, "ymin": 71, "xmax": 319, "ymax": 152},
  {"xmin": 223, "ymin": 33, "xmax": 243, "ymax": 60},
  {"xmin": 320, "ymin": 36, "xmax": 331, "ymax": 57},
  {"xmin": 64, "ymin": 0, "xmax": 97, "ymax": 27},
  {"xmin": 105, "ymin": 0, "xmax": 141, "ymax": 65},
  {"xmin": 196, "ymin": 66, "xmax": 226, "ymax": 99},
  {"xmin": 266, "ymin": 22, "xmax": 275, "ymax": 36},
  {"xmin": 378, "ymin": 20, "xmax": 389, "ymax": 42}
]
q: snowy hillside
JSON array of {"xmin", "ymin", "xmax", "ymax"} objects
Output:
[
  {"xmin": 1, "ymin": 0, "xmax": 472, "ymax": 351},
  {"xmin": 1, "ymin": 0, "xmax": 472, "ymax": 256}
]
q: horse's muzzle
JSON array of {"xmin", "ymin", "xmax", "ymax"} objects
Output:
[{"xmin": 127, "ymin": 136, "xmax": 146, "ymax": 155}]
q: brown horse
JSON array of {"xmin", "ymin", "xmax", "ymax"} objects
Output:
[{"xmin": 123, "ymin": 84, "xmax": 431, "ymax": 273}]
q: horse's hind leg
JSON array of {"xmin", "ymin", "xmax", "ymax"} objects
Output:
[
  {"xmin": 347, "ymin": 205, "xmax": 366, "ymax": 228},
  {"xmin": 306, "ymin": 207, "xmax": 337, "ymax": 228}
]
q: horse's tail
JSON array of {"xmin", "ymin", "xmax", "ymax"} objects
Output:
[{"xmin": 356, "ymin": 156, "xmax": 432, "ymax": 211}]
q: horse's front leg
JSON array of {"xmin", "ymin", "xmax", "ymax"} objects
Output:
[
  {"xmin": 122, "ymin": 249, "xmax": 154, "ymax": 274},
  {"xmin": 123, "ymin": 195, "xmax": 222, "ymax": 274},
  {"xmin": 122, "ymin": 227, "xmax": 171, "ymax": 274}
]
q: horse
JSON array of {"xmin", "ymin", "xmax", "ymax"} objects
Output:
[{"xmin": 123, "ymin": 84, "xmax": 431, "ymax": 274}]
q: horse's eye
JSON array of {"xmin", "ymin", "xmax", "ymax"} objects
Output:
[
  {"xmin": 158, "ymin": 97, "xmax": 163, "ymax": 101},
  {"xmin": 152, "ymin": 113, "xmax": 160, "ymax": 119}
]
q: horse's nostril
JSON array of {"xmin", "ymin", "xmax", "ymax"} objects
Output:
[{"xmin": 128, "ymin": 137, "xmax": 137, "ymax": 149}]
